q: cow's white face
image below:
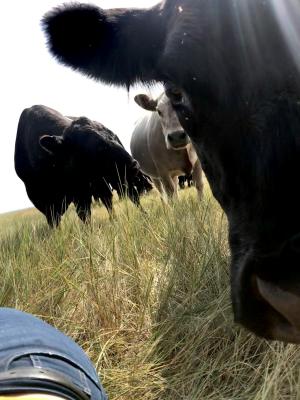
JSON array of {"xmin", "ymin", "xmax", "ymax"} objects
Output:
[
  {"xmin": 134, "ymin": 93, "xmax": 190, "ymax": 150},
  {"xmin": 156, "ymin": 94, "xmax": 190, "ymax": 150}
]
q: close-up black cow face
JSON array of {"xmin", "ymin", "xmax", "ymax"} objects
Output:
[{"xmin": 42, "ymin": 0, "xmax": 300, "ymax": 342}]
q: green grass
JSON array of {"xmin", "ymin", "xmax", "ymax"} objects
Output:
[{"xmin": 1, "ymin": 187, "xmax": 300, "ymax": 399}]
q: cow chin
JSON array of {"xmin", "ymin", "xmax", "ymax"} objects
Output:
[
  {"xmin": 170, "ymin": 143, "xmax": 189, "ymax": 151},
  {"xmin": 237, "ymin": 278, "xmax": 300, "ymax": 343},
  {"xmin": 255, "ymin": 277, "xmax": 300, "ymax": 343},
  {"xmin": 232, "ymin": 245, "xmax": 300, "ymax": 343}
]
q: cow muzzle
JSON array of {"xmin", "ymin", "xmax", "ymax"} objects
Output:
[
  {"xmin": 234, "ymin": 236, "xmax": 300, "ymax": 343},
  {"xmin": 167, "ymin": 131, "xmax": 189, "ymax": 150}
]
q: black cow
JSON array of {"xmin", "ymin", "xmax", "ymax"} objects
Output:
[
  {"xmin": 178, "ymin": 175, "xmax": 193, "ymax": 190},
  {"xmin": 42, "ymin": 2, "xmax": 300, "ymax": 342},
  {"xmin": 15, "ymin": 105, "xmax": 143, "ymax": 226}
]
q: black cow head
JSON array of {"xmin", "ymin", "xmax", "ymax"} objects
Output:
[
  {"xmin": 43, "ymin": 1, "xmax": 300, "ymax": 343},
  {"xmin": 134, "ymin": 171, "xmax": 153, "ymax": 196},
  {"xmin": 39, "ymin": 119, "xmax": 101, "ymax": 175},
  {"xmin": 40, "ymin": 118, "xmax": 141, "ymax": 202}
]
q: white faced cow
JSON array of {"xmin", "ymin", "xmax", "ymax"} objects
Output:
[{"xmin": 131, "ymin": 92, "xmax": 203, "ymax": 200}]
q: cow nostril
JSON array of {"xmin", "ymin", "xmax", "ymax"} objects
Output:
[{"xmin": 168, "ymin": 132, "xmax": 187, "ymax": 143}]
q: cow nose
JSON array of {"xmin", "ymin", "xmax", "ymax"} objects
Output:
[
  {"xmin": 233, "ymin": 239, "xmax": 300, "ymax": 343},
  {"xmin": 168, "ymin": 131, "xmax": 187, "ymax": 142},
  {"xmin": 167, "ymin": 131, "xmax": 189, "ymax": 148}
]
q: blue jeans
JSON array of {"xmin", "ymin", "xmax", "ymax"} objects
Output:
[{"xmin": 0, "ymin": 308, "xmax": 107, "ymax": 399}]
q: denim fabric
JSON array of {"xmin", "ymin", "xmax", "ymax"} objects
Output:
[{"xmin": 0, "ymin": 308, "xmax": 107, "ymax": 399}]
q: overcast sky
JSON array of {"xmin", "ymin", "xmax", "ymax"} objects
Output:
[{"xmin": 0, "ymin": 0, "xmax": 161, "ymax": 214}]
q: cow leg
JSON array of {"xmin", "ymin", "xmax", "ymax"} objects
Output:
[
  {"xmin": 44, "ymin": 200, "xmax": 69, "ymax": 228},
  {"xmin": 152, "ymin": 178, "xmax": 164, "ymax": 195},
  {"xmin": 192, "ymin": 159, "xmax": 204, "ymax": 200},
  {"xmin": 98, "ymin": 191, "xmax": 114, "ymax": 218},
  {"xmin": 26, "ymin": 186, "xmax": 66, "ymax": 227},
  {"xmin": 75, "ymin": 197, "xmax": 92, "ymax": 223},
  {"xmin": 45, "ymin": 207, "xmax": 62, "ymax": 228},
  {"xmin": 187, "ymin": 174, "xmax": 193, "ymax": 187},
  {"xmin": 161, "ymin": 175, "xmax": 177, "ymax": 199},
  {"xmin": 178, "ymin": 176, "xmax": 185, "ymax": 189},
  {"xmin": 93, "ymin": 180, "xmax": 115, "ymax": 217},
  {"xmin": 152, "ymin": 178, "xmax": 168, "ymax": 204},
  {"xmin": 173, "ymin": 176, "xmax": 179, "ymax": 193}
]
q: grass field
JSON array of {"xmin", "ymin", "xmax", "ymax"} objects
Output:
[{"xmin": 1, "ymin": 186, "xmax": 300, "ymax": 399}]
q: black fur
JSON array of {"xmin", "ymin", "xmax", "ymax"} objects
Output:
[
  {"xmin": 15, "ymin": 105, "xmax": 144, "ymax": 226},
  {"xmin": 42, "ymin": 2, "xmax": 167, "ymax": 87},
  {"xmin": 178, "ymin": 175, "xmax": 193, "ymax": 189},
  {"xmin": 42, "ymin": 0, "xmax": 300, "ymax": 341}
]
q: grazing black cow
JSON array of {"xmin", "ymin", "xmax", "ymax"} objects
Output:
[
  {"xmin": 42, "ymin": 1, "xmax": 300, "ymax": 342},
  {"xmin": 15, "ymin": 105, "xmax": 142, "ymax": 226},
  {"xmin": 87, "ymin": 118, "xmax": 153, "ymax": 196}
]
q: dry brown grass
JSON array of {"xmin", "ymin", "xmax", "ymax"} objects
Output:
[{"xmin": 1, "ymin": 187, "xmax": 300, "ymax": 399}]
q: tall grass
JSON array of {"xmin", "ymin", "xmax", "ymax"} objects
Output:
[{"xmin": 1, "ymin": 188, "xmax": 300, "ymax": 399}]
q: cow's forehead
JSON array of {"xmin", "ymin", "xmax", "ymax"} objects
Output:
[
  {"xmin": 159, "ymin": 0, "xmax": 300, "ymax": 105},
  {"xmin": 157, "ymin": 93, "xmax": 170, "ymax": 108}
]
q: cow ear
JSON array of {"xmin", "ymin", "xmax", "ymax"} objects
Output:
[
  {"xmin": 42, "ymin": 4, "xmax": 166, "ymax": 88},
  {"xmin": 134, "ymin": 94, "xmax": 157, "ymax": 111},
  {"xmin": 39, "ymin": 135, "xmax": 64, "ymax": 154}
]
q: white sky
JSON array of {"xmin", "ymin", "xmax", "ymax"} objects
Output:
[{"xmin": 0, "ymin": 0, "xmax": 161, "ymax": 214}]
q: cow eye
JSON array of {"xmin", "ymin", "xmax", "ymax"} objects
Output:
[
  {"xmin": 157, "ymin": 109, "xmax": 163, "ymax": 117},
  {"xmin": 166, "ymin": 88, "xmax": 184, "ymax": 105}
]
